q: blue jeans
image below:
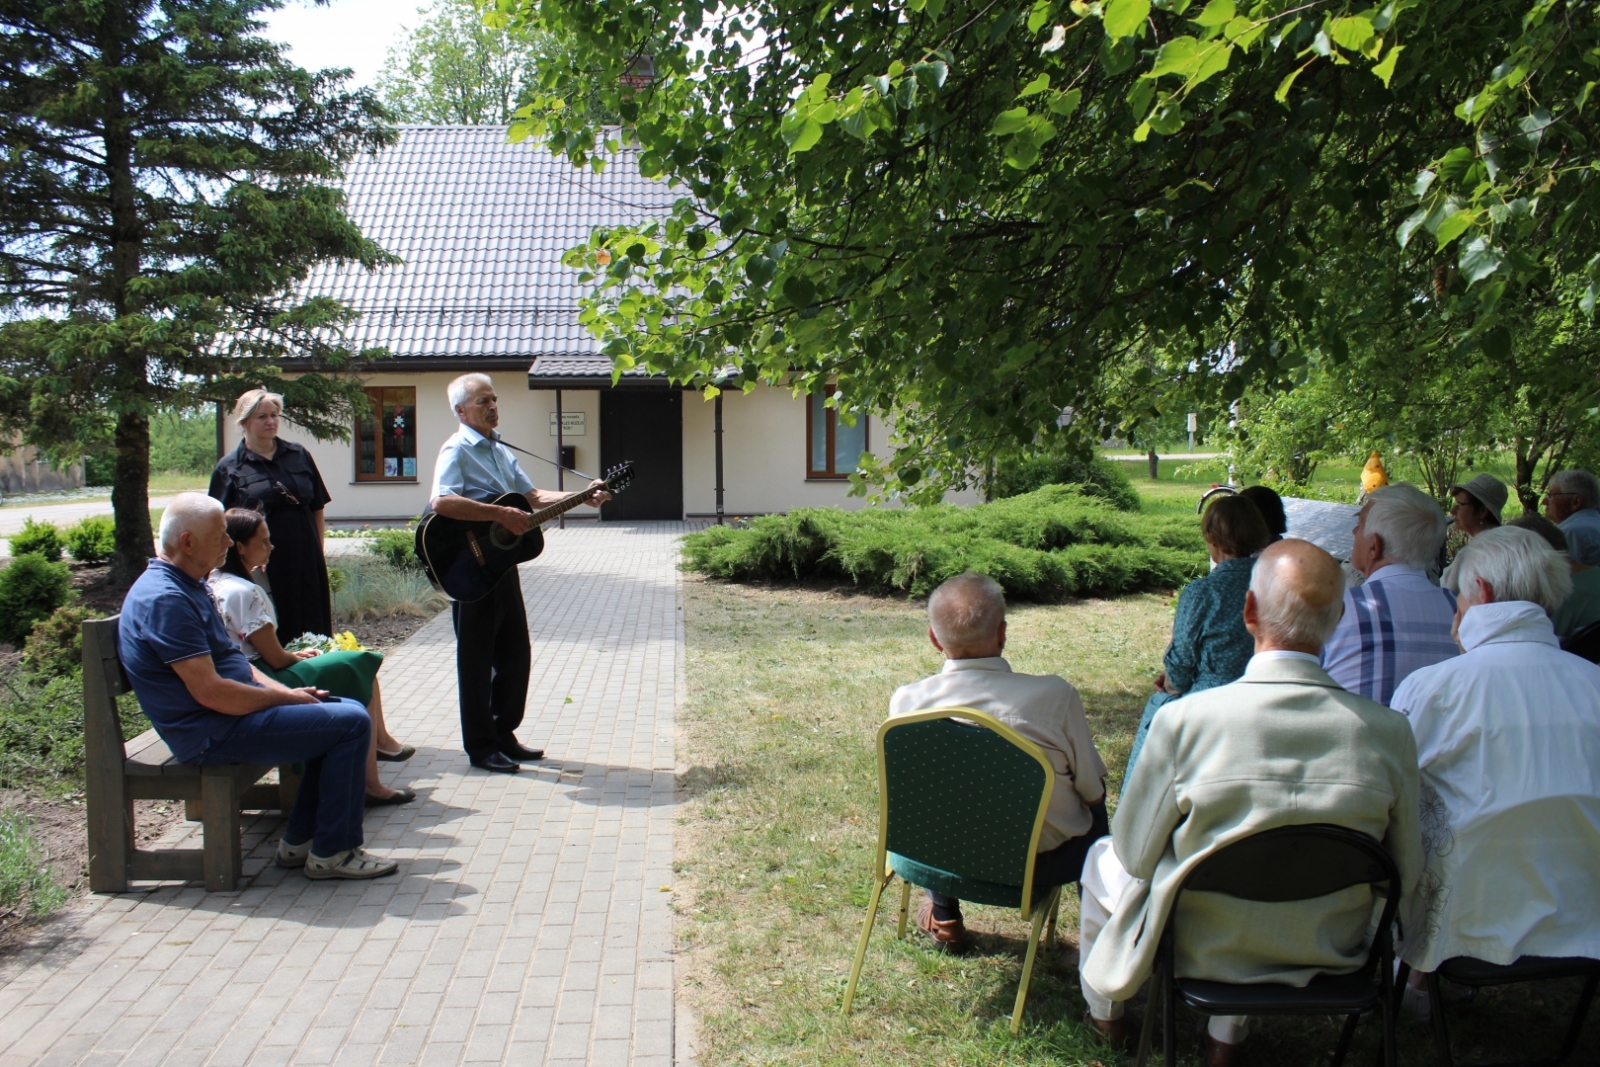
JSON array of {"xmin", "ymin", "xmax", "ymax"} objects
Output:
[{"xmin": 197, "ymin": 699, "xmax": 370, "ymax": 857}]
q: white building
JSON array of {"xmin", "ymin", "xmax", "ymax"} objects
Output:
[{"xmin": 229, "ymin": 126, "xmax": 975, "ymax": 522}]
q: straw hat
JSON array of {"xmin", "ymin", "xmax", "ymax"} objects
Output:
[{"xmin": 1448, "ymin": 473, "xmax": 1508, "ymax": 524}]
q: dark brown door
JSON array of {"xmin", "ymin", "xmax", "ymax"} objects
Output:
[{"xmin": 599, "ymin": 389, "xmax": 683, "ymax": 520}]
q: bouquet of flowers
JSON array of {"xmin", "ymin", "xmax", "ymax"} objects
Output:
[{"xmin": 284, "ymin": 631, "xmax": 365, "ymax": 655}]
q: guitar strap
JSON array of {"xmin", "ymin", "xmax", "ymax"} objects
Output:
[{"xmin": 493, "ymin": 436, "xmax": 597, "ymax": 483}]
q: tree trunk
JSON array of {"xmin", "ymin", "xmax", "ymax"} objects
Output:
[
  {"xmin": 1147, "ymin": 448, "xmax": 1159, "ymax": 480},
  {"xmin": 110, "ymin": 411, "xmax": 153, "ymax": 585},
  {"xmin": 1514, "ymin": 438, "xmax": 1540, "ymax": 514}
]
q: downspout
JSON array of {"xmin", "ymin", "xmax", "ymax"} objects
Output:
[{"xmin": 714, "ymin": 391, "xmax": 725, "ymax": 525}]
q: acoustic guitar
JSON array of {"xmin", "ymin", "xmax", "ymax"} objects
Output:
[{"xmin": 415, "ymin": 461, "xmax": 636, "ymax": 602}]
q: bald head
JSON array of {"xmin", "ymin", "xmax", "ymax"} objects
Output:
[
  {"xmin": 1245, "ymin": 539, "xmax": 1346, "ymax": 653},
  {"xmin": 927, "ymin": 572, "xmax": 1007, "ymax": 659}
]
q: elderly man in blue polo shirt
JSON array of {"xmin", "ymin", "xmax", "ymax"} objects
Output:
[
  {"xmin": 431, "ymin": 373, "xmax": 610, "ymax": 774},
  {"xmin": 119, "ymin": 493, "xmax": 395, "ymax": 880}
]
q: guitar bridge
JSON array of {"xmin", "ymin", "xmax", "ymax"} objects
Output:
[{"xmin": 465, "ymin": 530, "xmax": 487, "ymax": 566}]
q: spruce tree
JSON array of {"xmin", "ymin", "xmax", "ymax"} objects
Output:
[{"xmin": 0, "ymin": 0, "xmax": 395, "ymax": 581}]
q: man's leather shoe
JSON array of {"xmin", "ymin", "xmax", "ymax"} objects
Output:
[
  {"xmin": 499, "ymin": 740, "xmax": 546, "ymax": 762},
  {"xmin": 1206, "ymin": 1035, "xmax": 1242, "ymax": 1067},
  {"xmin": 915, "ymin": 899, "xmax": 969, "ymax": 954},
  {"xmin": 470, "ymin": 752, "xmax": 520, "ymax": 774}
]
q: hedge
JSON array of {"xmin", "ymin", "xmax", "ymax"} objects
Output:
[{"xmin": 681, "ymin": 485, "xmax": 1207, "ymax": 601}]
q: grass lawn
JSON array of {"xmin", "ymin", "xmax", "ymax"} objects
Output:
[{"xmin": 676, "ymin": 573, "xmax": 1599, "ymax": 1066}]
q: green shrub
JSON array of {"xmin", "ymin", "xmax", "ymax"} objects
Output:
[
  {"xmin": 23, "ymin": 605, "xmax": 97, "ymax": 678},
  {"xmin": 991, "ymin": 452, "xmax": 1141, "ymax": 511},
  {"xmin": 0, "ymin": 554, "xmax": 75, "ymax": 645},
  {"xmin": 0, "ymin": 669, "xmax": 145, "ymax": 794},
  {"xmin": 367, "ymin": 527, "xmax": 420, "ymax": 571},
  {"xmin": 327, "ymin": 565, "xmax": 347, "ymax": 593},
  {"xmin": 0, "ymin": 812, "xmax": 66, "ymax": 917},
  {"xmin": 333, "ymin": 554, "xmax": 446, "ymax": 622},
  {"xmin": 63, "ymin": 515, "xmax": 115, "ymax": 564},
  {"xmin": 681, "ymin": 485, "xmax": 1207, "ymax": 601},
  {"xmin": 10, "ymin": 518, "xmax": 63, "ymax": 561}
]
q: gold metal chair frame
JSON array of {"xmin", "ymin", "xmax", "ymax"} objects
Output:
[{"xmin": 841, "ymin": 707, "xmax": 1061, "ymax": 1035}]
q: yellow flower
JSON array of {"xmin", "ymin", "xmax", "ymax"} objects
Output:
[{"xmin": 333, "ymin": 631, "xmax": 364, "ymax": 652}]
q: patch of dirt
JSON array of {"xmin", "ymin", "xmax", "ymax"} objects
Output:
[
  {"xmin": 65, "ymin": 562, "xmax": 130, "ymax": 616},
  {"xmin": 345, "ymin": 612, "xmax": 436, "ymax": 653},
  {"xmin": 0, "ymin": 790, "xmax": 184, "ymax": 955}
]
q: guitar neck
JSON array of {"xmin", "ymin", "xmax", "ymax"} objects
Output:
[{"xmin": 527, "ymin": 488, "xmax": 598, "ymax": 526}]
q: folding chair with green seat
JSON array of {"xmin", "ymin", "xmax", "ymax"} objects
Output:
[{"xmin": 841, "ymin": 707, "xmax": 1064, "ymax": 1035}]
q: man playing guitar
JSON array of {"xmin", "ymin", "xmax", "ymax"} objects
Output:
[{"xmin": 430, "ymin": 373, "xmax": 611, "ymax": 773}]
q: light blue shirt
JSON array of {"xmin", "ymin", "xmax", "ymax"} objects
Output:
[
  {"xmin": 1560, "ymin": 508, "xmax": 1600, "ymax": 568},
  {"xmin": 430, "ymin": 423, "xmax": 535, "ymax": 503},
  {"xmin": 1320, "ymin": 564, "xmax": 1458, "ymax": 707}
]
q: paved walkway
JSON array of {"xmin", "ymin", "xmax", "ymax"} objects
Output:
[
  {"xmin": 0, "ymin": 497, "xmax": 177, "ymax": 537},
  {"xmin": 0, "ymin": 523, "xmax": 691, "ymax": 1067}
]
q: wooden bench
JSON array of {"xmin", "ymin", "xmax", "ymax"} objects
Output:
[{"xmin": 83, "ymin": 615, "xmax": 299, "ymax": 892}]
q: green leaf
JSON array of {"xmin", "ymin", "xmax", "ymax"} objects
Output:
[
  {"xmin": 991, "ymin": 106, "xmax": 1032, "ymax": 136},
  {"xmin": 1434, "ymin": 210, "xmax": 1475, "ymax": 250},
  {"xmin": 1275, "ymin": 58, "xmax": 1314, "ymax": 102},
  {"xmin": 1458, "ymin": 236, "xmax": 1504, "ymax": 284},
  {"xmin": 1027, "ymin": 0, "xmax": 1053, "ymax": 34},
  {"xmin": 1481, "ymin": 325, "xmax": 1511, "ymax": 361},
  {"xmin": 913, "ymin": 60, "xmax": 949, "ymax": 91},
  {"xmin": 1048, "ymin": 88, "xmax": 1083, "ymax": 117},
  {"xmin": 1191, "ymin": 0, "xmax": 1235, "ymax": 28},
  {"xmin": 1371, "ymin": 43, "xmax": 1403, "ymax": 87},
  {"xmin": 1019, "ymin": 73, "xmax": 1051, "ymax": 97},
  {"xmin": 1147, "ymin": 37, "xmax": 1200, "ymax": 78},
  {"xmin": 1103, "ymin": 0, "xmax": 1151, "ymax": 39},
  {"xmin": 745, "ymin": 255, "xmax": 776, "ymax": 286},
  {"xmin": 1396, "ymin": 209, "xmax": 1427, "ymax": 250},
  {"xmin": 1327, "ymin": 15, "xmax": 1374, "ymax": 54},
  {"xmin": 782, "ymin": 275, "xmax": 818, "ymax": 307},
  {"xmin": 1224, "ymin": 16, "xmax": 1266, "ymax": 50}
]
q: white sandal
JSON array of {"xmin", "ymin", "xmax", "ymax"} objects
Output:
[{"xmin": 304, "ymin": 847, "xmax": 399, "ymax": 880}]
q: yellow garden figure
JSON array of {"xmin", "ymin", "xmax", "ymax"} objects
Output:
[
  {"xmin": 1361, "ymin": 451, "xmax": 1390, "ymax": 498},
  {"xmin": 209, "ymin": 508, "xmax": 417, "ymax": 806}
]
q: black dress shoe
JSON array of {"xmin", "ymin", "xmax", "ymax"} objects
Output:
[
  {"xmin": 499, "ymin": 741, "xmax": 546, "ymax": 762},
  {"xmin": 470, "ymin": 752, "xmax": 521, "ymax": 774}
]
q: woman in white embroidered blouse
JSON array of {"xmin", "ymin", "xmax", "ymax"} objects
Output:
[{"xmin": 210, "ymin": 509, "xmax": 415, "ymax": 806}]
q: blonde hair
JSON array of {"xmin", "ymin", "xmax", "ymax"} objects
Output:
[{"xmin": 232, "ymin": 388, "xmax": 284, "ymax": 427}]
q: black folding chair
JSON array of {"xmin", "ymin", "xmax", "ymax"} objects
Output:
[
  {"xmin": 1424, "ymin": 955, "xmax": 1600, "ymax": 1067},
  {"xmin": 1560, "ymin": 619, "xmax": 1600, "ymax": 664},
  {"xmin": 1140, "ymin": 824, "xmax": 1401, "ymax": 1067}
]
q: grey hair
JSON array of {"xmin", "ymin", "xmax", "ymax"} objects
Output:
[
  {"xmin": 1363, "ymin": 482, "xmax": 1449, "ymax": 570},
  {"xmin": 1549, "ymin": 469, "xmax": 1600, "ymax": 510},
  {"xmin": 158, "ymin": 492, "xmax": 224, "ymax": 552},
  {"xmin": 1448, "ymin": 525, "xmax": 1573, "ymax": 614},
  {"xmin": 447, "ymin": 373, "xmax": 494, "ymax": 414},
  {"xmin": 928, "ymin": 572, "xmax": 1006, "ymax": 652},
  {"xmin": 1249, "ymin": 551, "xmax": 1345, "ymax": 649},
  {"xmin": 231, "ymin": 388, "xmax": 284, "ymax": 428}
]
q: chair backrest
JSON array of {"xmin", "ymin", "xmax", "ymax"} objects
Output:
[
  {"xmin": 81, "ymin": 615, "xmax": 132, "ymax": 758},
  {"xmin": 1561, "ymin": 619, "xmax": 1600, "ymax": 664},
  {"xmin": 1177, "ymin": 824, "xmax": 1402, "ymax": 971},
  {"xmin": 877, "ymin": 708, "xmax": 1053, "ymax": 888}
]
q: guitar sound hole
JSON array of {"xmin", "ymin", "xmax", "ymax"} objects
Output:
[{"xmin": 489, "ymin": 524, "xmax": 523, "ymax": 550}]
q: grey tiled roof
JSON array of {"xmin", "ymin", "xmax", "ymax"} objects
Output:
[{"xmin": 301, "ymin": 125, "xmax": 680, "ymax": 365}]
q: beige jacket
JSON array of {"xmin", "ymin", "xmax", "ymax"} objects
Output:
[
  {"xmin": 1082, "ymin": 654, "xmax": 1424, "ymax": 1001},
  {"xmin": 889, "ymin": 657, "xmax": 1108, "ymax": 848}
]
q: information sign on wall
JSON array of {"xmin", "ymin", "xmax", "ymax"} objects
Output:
[{"xmin": 549, "ymin": 412, "xmax": 586, "ymax": 436}]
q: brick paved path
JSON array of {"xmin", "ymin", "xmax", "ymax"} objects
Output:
[{"xmin": 0, "ymin": 523, "xmax": 690, "ymax": 1067}]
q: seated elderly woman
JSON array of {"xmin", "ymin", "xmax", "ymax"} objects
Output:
[
  {"xmin": 1390, "ymin": 526, "xmax": 1600, "ymax": 1009},
  {"xmin": 210, "ymin": 508, "xmax": 414, "ymax": 807},
  {"xmin": 1509, "ymin": 513, "xmax": 1600, "ymax": 638},
  {"xmin": 1124, "ymin": 494, "xmax": 1270, "ymax": 781}
]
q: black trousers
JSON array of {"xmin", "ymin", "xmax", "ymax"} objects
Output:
[
  {"xmin": 451, "ymin": 568, "xmax": 531, "ymax": 760},
  {"xmin": 929, "ymin": 799, "xmax": 1110, "ymax": 922}
]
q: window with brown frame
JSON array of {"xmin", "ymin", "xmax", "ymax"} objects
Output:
[
  {"xmin": 355, "ymin": 387, "xmax": 418, "ymax": 481},
  {"xmin": 806, "ymin": 386, "xmax": 868, "ymax": 479}
]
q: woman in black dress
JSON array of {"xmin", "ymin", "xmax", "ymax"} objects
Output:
[{"xmin": 209, "ymin": 389, "xmax": 334, "ymax": 643}]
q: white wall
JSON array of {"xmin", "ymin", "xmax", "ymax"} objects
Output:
[
  {"xmin": 220, "ymin": 372, "xmax": 601, "ymax": 523},
  {"xmin": 682, "ymin": 385, "xmax": 979, "ymax": 515}
]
